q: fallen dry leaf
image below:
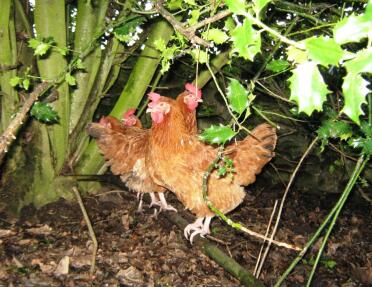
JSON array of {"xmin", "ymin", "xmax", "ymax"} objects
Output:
[
  {"xmin": 26, "ymin": 225, "xmax": 53, "ymax": 235},
  {"xmin": 54, "ymin": 256, "xmax": 69, "ymax": 276}
]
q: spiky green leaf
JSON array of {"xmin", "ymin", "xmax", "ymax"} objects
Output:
[
  {"xmin": 30, "ymin": 102, "xmax": 59, "ymax": 123},
  {"xmin": 200, "ymin": 124, "xmax": 237, "ymax": 144},
  {"xmin": 226, "ymin": 79, "xmax": 249, "ymax": 114},
  {"xmin": 341, "ymin": 73, "xmax": 369, "ymax": 125},
  {"xmin": 224, "ymin": 0, "xmax": 246, "ymax": 15},
  {"xmin": 305, "ymin": 36, "xmax": 344, "ymax": 66},
  {"xmin": 334, "ymin": 1, "xmax": 372, "ymax": 45},
  {"xmin": 202, "ymin": 29, "xmax": 229, "ymax": 44},
  {"xmin": 317, "ymin": 120, "xmax": 353, "ymax": 141},
  {"xmin": 231, "ymin": 18, "xmax": 261, "ymax": 61},
  {"xmin": 253, "ymin": 0, "xmax": 272, "ymax": 15},
  {"xmin": 343, "ymin": 48, "xmax": 372, "ymax": 75},
  {"xmin": 266, "ymin": 59, "xmax": 290, "ymax": 73},
  {"xmin": 287, "ymin": 46, "xmax": 308, "ymax": 64},
  {"xmin": 288, "ymin": 61, "xmax": 330, "ymax": 115},
  {"xmin": 154, "ymin": 38, "xmax": 167, "ymax": 52},
  {"xmin": 190, "ymin": 49, "xmax": 208, "ymax": 64}
]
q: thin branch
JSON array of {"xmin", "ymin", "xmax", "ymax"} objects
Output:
[
  {"xmin": 72, "ymin": 186, "xmax": 98, "ymax": 277},
  {"xmin": 0, "ymin": 82, "xmax": 51, "ymax": 164},
  {"xmin": 154, "ymin": 3, "xmax": 232, "ymax": 47}
]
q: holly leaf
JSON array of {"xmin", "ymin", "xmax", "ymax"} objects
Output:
[
  {"xmin": 231, "ymin": 18, "xmax": 261, "ymax": 61},
  {"xmin": 75, "ymin": 59, "xmax": 85, "ymax": 70},
  {"xmin": 288, "ymin": 61, "xmax": 330, "ymax": 116},
  {"xmin": 167, "ymin": 0, "xmax": 183, "ymax": 10},
  {"xmin": 348, "ymin": 137, "xmax": 372, "ymax": 155},
  {"xmin": 253, "ymin": 0, "xmax": 272, "ymax": 15},
  {"xmin": 266, "ymin": 59, "xmax": 290, "ymax": 73},
  {"xmin": 154, "ymin": 38, "xmax": 166, "ymax": 52},
  {"xmin": 224, "ymin": 0, "xmax": 246, "ymax": 15},
  {"xmin": 30, "ymin": 102, "xmax": 59, "ymax": 123},
  {"xmin": 226, "ymin": 78, "xmax": 249, "ymax": 115},
  {"xmin": 190, "ymin": 49, "xmax": 208, "ymax": 64},
  {"xmin": 317, "ymin": 120, "xmax": 353, "ymax": 141},
  {"xmin": 202, "ymin": 29, "xmax": 229, "ymax": 44},
  {"xmin": 334, "ymin": 2, "xmax": 372, "ymax": 44},
  {"xmin": 199, "ymin": 124, "xmax": 236, "ymax": 144},
  {"xmin": 159, "ymin": 45, "xmax": 178, "ymax": 74},
  {"xmin": 341, "ymin": 73, "xmax": 369, "ymax": 125},
  {"xmin": 9, "ymin": 76, "xmax": 21, "ymax": 87},
  {"xmin": 343, "ymin": 48, "xmax": 372, "ymax": 75},
  {"xmin": 287, "ymin": 46, "xmax": 308, "ymax": 64},
  {"xmin": 65, "ymin": 73, "xmax": 76, "ymax": 86},
  {"xmin": 55, "ymin": 46, "xmax": 68, "ymax": 56},
  {"xmin": 304, "ymin": 36, "xmax": 344, "ymax": 66}
]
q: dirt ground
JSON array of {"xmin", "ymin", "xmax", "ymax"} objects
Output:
[{"xmin": 0, "ymin": 179, "xmax": 371, "ymax": 286}]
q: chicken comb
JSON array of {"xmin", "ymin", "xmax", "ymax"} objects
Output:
[
  {"xmin": 148, "ymin": 92, "xmax": 161, "ymax": 103},
  {"xmin": 124, "ymin": 108, "xmax": 136, "ymax": 118},
  {"xmin": 185, "ymin": 83, "xmax": 202, "ymax": 99}
]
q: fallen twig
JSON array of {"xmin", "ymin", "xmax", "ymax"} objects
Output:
[{"xmin": 72, "ymin": 186, "xmax": 98, "ymax": 278}]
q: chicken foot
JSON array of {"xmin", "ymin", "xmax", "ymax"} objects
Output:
[
  {"xmin": 149, "ymin": 192, "xmax": 177, "ymax": 215},
  {"xmin": 184, "ymin": 216, "xmax": 213, "ymax": 244}
]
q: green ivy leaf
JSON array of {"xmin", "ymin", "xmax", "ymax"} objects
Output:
[
  {"xmin": 226, "ymin": 78, "xmax": 249, "ymax": 114},
  {"xmin": 190, "ymin": 49, "xmax": 208, "ymax": 64},
  {"xmin": 334, "ymin": 2, "xmax": 372, "ymax": 44},
  {"xmin": 114, "ymin": 16, "xmax": 146, "ymax": 43},
  {"xmin": 9, "ymin": 76, "xmax": 21, "ymax": 87},
  {"xmin": 224, "ymin": 0, "xmax": 246, "ymax": 15},
  {"xmin": 304, "ymin": 36, "xmax": 344, "ymax": 66},
  {"xmin": 199, "ymin": 124, "xmax": 237, "ymax": 144},
  {"xmin": 65, "ymin": 73, "xmax": 76, "ymax": 86},
  {"xmin": 30, "ymin": 102, "xmax": 59, "ymax": 123},
  {"xmin": 202, "ymin": 29, "xmax": 229, "ymax": 44},
  {"xmin": 266, "ymin": 59, "xmax": 290, "ymax": 73},
  {"xmin": 22, "ymin": 78, "xmax": 30, "ymax": 90},
  {"xmin": 341, "ymin": 73, "xmax": 369, "ymax": 125},
  {"xmin": 75, "ymin": 59, "xmax": 85, "ymax": 70},
  {"xmin": 253, "ymin": 0, "xmax": 272, "ymax": 15},
  {"xmin": 55, "ymin": 46, "xmax": 68, "ymax": 56},
  {"xmin": 167, "ymin": 0, "xmax": 183, "ymax": 10},
  {"xmin": 231, "ymin": 18, "xmax": 261, "ymax": 61},
  {"xmin": 188, "ymin": 9, "xmax": 200, "ymax": 26},
  {"xmin": 154, "ymin": 38, "xmax": 166, "ymax": 52},
  {"xmin": 288, "ymin": 61, "xmax": 330, "ymax": 116}
]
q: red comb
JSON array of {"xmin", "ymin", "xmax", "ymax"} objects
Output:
[
  {"xmin": 185, "ymin": 83, "xmax": 202, "ymax": 99},
  {"xmin": 148, "ymin": 92, "xmax": 161, "ymax": 102},
  {"xmin": 124, "ymin": 108, "xmax": 136, "ymax": 118}
]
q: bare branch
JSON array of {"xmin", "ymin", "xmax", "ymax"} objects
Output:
[{"xmin": 0, "ymin": 82, "xmax": 52, "ymax": 164}]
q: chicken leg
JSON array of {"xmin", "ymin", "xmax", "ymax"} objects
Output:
[{"xmin": 184, "ymin": 216, "xmax": 213, "ymax": 244}]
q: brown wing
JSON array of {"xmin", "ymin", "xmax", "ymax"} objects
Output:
[
  {"xmin": 225, "ymin": 123, "xmax": 277, "ymax": 186},
  {"xmin": 86, "ymin": 123, "xmax": 148, "ymax": 175}
]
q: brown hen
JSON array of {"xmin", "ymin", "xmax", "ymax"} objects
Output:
[{"xmin": 146, "ymin": 95, "xmax": 277, "ymax": 242}]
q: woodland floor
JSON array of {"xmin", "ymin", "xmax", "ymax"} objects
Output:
[{"xmin": 0, "ymin": 179, "xmax": 371, "ymax": 287}]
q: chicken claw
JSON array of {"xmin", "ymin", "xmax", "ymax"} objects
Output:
[
  {"xmin": 184, "ymin": 217, "xmax": 213, "ymax": 244},
  {"xmin": 149, "ymin": 192, "xmax": 177, "ymax": 213}
]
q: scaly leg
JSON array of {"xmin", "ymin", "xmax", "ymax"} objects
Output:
[
  {"xmin": 158, "ymin": 193, "xmax": 177, "ymax": 212},
  {"xmin": 184, "ymin": 216, "xmax": 213, "ymax": 244},
  {"xmin": 149, "ymin": 192, "xmax": 161, "ymax": 208},
  {"xmin": 136, "ymin": 193, "xmax": 144, "ymax": 212}
]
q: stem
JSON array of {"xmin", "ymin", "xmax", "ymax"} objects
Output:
[
  {"xmin": 275, "ymin": 155, "xmax": 369, "ymax": 286},
  {"xmin": 305, "ymin": 155, "xmax": 368, "ymax": 286},
  {"xmin": 242, "ymin": 11, "xmax": 304, "ymax": 50}
]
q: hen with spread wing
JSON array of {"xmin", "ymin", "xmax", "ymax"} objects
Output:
[{"xmin": 146, "ymin": 95, "xmax": 277, "ymax": 242}]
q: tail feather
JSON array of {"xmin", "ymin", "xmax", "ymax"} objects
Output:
[{"xmin": 226, "ymin": 123, "xmax": 277, "ymax": 186}]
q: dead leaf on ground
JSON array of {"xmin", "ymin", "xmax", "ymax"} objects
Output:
[
  {"xmin": 54, "ymin": 256, "xmax": 69, "ymax": 276},
  {"xmin": 0, "ymin": 229, "xmax": 16, "ymax": 238},
  {"xmin": 26, "ymin": 225, "xmax": 53, "ymax": 235}
]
